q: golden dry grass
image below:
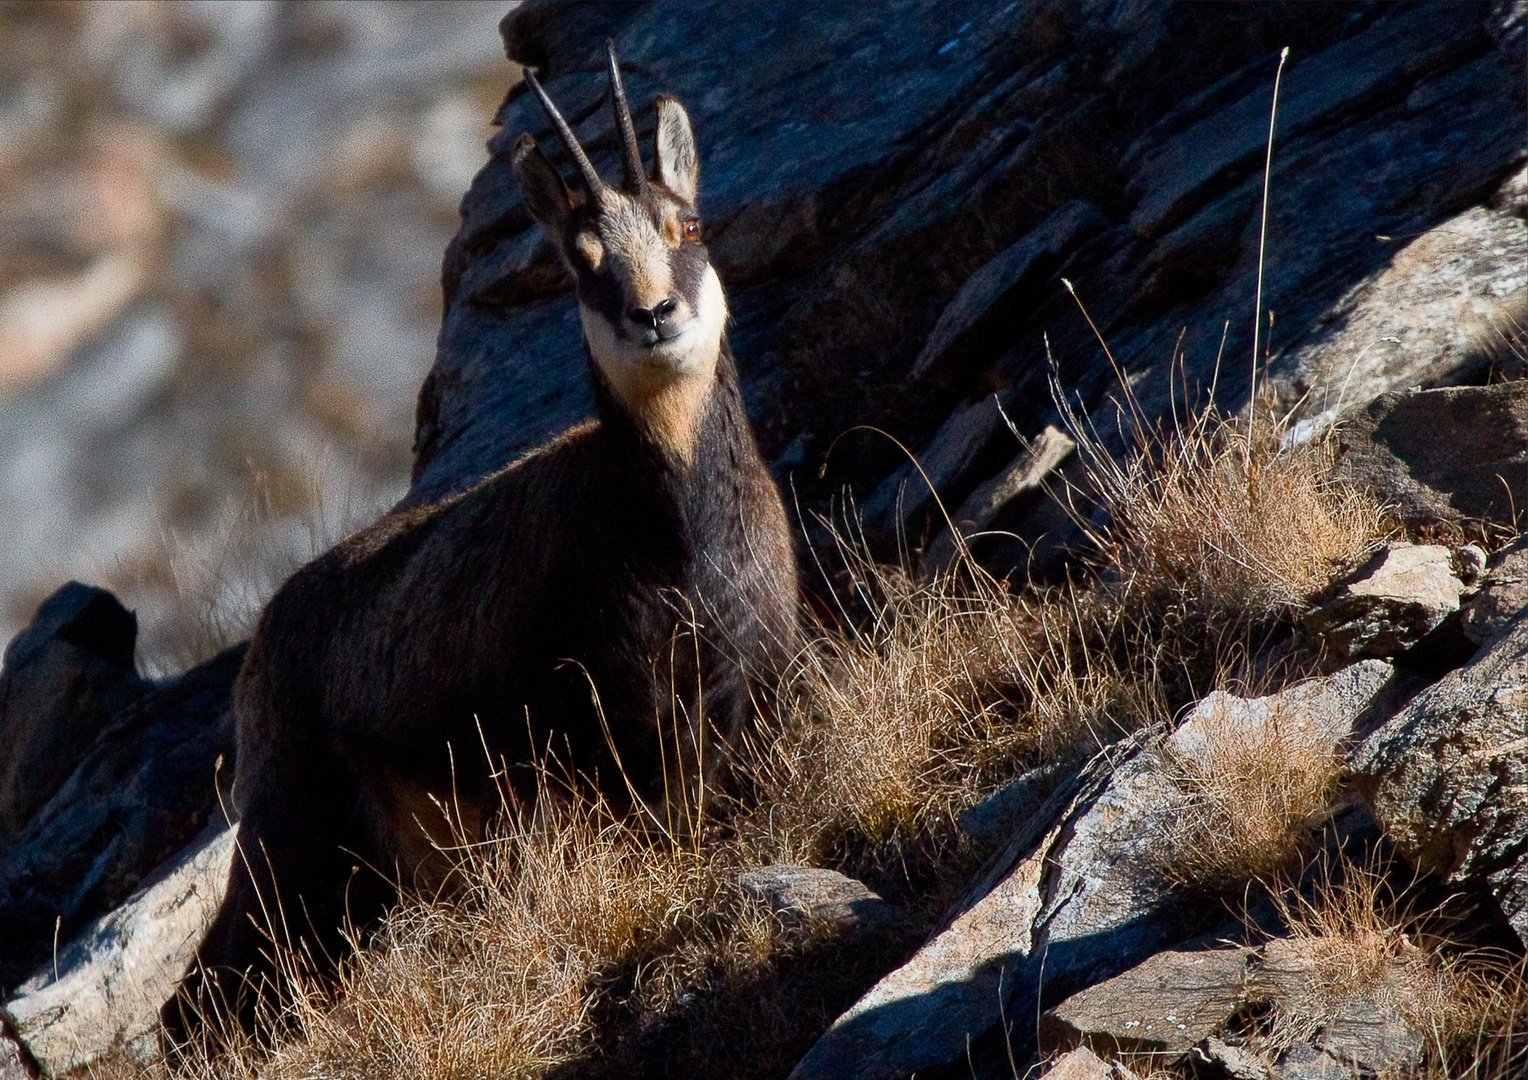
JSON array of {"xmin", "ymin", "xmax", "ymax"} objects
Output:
[
  {"xmin": 1154, "ymin": 692, "xmax": 1344, "ymax": 892},
  {"xmin": 1252, "ymin": 865, "xmax": 1527, "ymax": 1078},
  {"xmin": 140, "ymin": 789, "xmax": 790, "ymax": 1080},
  {"xmin": 743, "ymin": 533, "xmax": 1156, "ymax": 872},
  {"xmin": 1062, "ymin": 380, "xmax": 1388, "ymax": 634}
]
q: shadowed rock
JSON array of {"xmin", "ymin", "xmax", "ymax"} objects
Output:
[
  {"xmin": 0, "ymin": 640, "xmax": 241, "ymax": 994},
  {"xmin": 0, "ymin": 583, "xmax": 148, "ymax": 851},
  {"xmin": 739, "ymin": 865, "xmax": 901, "ymax": 939},
  {"xmin": 1330, "ymin": 384, "xmax": 1528, "ymax": 531},
  {"xmin": 2, "ymin": 824, "xmax": 235, "ymax": 1073},
  {"xmin": 1352, "ymin": 607, "xmax": 1528, "ymax": 947}
]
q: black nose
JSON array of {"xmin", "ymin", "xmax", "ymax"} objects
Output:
[{"xmin": 630, "ymin": 297, "xmax": 678, "ymax": 329}]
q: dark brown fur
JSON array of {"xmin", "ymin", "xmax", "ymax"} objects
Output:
[{"xmin": 162, "ymin": 58, "xmax": 797, "ymax": 1048}]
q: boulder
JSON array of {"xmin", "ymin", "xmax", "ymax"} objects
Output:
[
  {"xmin": 738, "ymin": 865, "xmax": 900, "ymax": 938},
  {"xmin": 1351, "ymin": 607, "xmax": 1528, "ymax": 946},
  {"xmin": 1039, "ymin": 947, "xmax": 1251, "ymax": 1058},
  {"xmin": 1304, "ymin": 544, "xmax": 1466, "ymax": 659},
  {"xmin": 2, "ymin": 824, "xmax": 236, "ymax": 1073},
  {"xmin": 1462, "ymin": 536, "xmax": 1528, "ymax": 646},
  {"xmin": 1329, "ymin": 384, "xmax": 1528, "ymax": 530},
  {"xmin": 0, "ymin": 583, "xmax": 148, "ymax": 849},
  {"xmin": 791, "ymin": 661, "xmax": 1409, "ymax": 1079}
]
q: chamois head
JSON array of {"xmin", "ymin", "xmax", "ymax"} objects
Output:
[{"xmin": 512, "ymin": 44, "xmax": 725, "ymax": 450}]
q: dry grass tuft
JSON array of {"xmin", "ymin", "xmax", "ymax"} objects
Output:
[
  {"xmin": 1154, "ymin": 692, "xmax": 1343, "ymax": 892},
  {"xmin": 744, "ymin": 530, "xmax": 1153, "ymax": 872},
  {"xmin": 1251, "ymin": 865, "xmax": 1528, "ymax": 1077},
  {"xmin": 150, "ymin": 787, "xmax": 790, "ymax": 1080},
  {"xmin": 1062, "ymin": 380, "xmax": 1387, "ymax": 635}
]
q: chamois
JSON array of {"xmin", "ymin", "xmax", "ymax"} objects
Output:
[{"xmin": 162, "ymin": 46, "xmax": 798, "ymax": 1046}]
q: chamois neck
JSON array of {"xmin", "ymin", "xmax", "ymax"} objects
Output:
[{"xmin": 591, "ymin": 335, "xmax": 741, "ymax": 469}]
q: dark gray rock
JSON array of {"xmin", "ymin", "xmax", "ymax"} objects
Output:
[
  {"xmin": 921, "ymin": 425, "xmax": 1076, "ymax": 578},
  {"xmin": 1329, "ymin": 384, "xmax": 1528, "ymax": 531},
  {"xmin": 1462, "ymin": 536, "xmax": 1528, "ymax": 646},
  {"xmin": 1303, "ymin": 545, "xmax": 1465, "ymax": 659},
  {"xmin": 859, "ymin": 392, "xmax": 1020, "ymax": 550},
  {"xmin": 1351, "ymin": 607, "xmax": 1528, "ymax": 946},
  {"xmin": 738, "ymin": 865, "xmax": 900, "ymax": 938},
  {"xmin": 0, "ymin": 644, "xmax": 240, "ymax": 994},
  {"xmin": 911, "ymin": 203, "xmax": 1110, "ymax": 386},
  {"xmin": 410, "ymin": 0, "xmax": 1527, "ymax": 559},
  {"xmin": 0, "ymin": 583, "xmax": 148, "ymax": 851}
]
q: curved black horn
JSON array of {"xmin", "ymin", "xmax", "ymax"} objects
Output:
[
  {"xmin": 606, "ymin": 41, "xmax": 649, "ymax": 195},
  {"xmin": 523, "ymin": 68, "xmax": 604, "ymax": 200}
]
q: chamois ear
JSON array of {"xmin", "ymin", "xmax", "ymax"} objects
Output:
[
  {"xmin": 511, "ymin": 133, "xmax": 574, "ymax": 236},
  {"xmin": 652, "ymin": 96, "xmax": 698, "ymax": 204}
]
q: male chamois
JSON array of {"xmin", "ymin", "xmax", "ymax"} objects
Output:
[{"xmin": 162, "ymin": 46, "xmax": 798, "ymax": 1046}]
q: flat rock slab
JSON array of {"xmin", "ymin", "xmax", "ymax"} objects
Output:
[
  {"xmin": 1304, "ymin": 544, "xmax": 1465, "ymax": 659},
  {"xmin": 2, "ymin": 824, "xmax": 235, "ymax": 1073},
  {"xmin": 1168, "ymin": 660, "xmax": 1399, "ymax": 761},
  {"xmin": 1352, "ymin": 607, "xmax": 1528, "ymax": 946},
  {"xmin": 738, "ymin": 865, "xmax": 899, "ymax": 936},
  {"xmin": 1040, "ymin": 948, "xmax": 1251, "ymax": 1057}
]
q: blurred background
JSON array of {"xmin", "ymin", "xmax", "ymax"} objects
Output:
[{"xmin": 0, "ymin": 0, "xmax": 518, "ymax": 673}]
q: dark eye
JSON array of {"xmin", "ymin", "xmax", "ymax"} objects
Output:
[{"xmin": 682, "ymin": 217, "xmax": 701, "ymax": 242}]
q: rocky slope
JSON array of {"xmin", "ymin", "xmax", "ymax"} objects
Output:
[{"xmin": 0, "ymin": 1, "xmax": 1525, "ymax": 1076}]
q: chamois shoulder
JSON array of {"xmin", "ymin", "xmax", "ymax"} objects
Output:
[{"xmin": 330, "ymin": 418, "xmax": 606, "ymax": 570}]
